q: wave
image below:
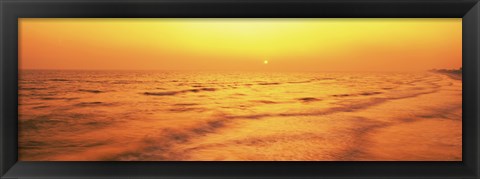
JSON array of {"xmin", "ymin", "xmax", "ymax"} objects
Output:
[
  {"xmin": 74, "ymin": 102, "xmax": 116, "ymax": 107},
  {"xmin": 287, "ymin": 79, "xmax": 314, "ymax": 84},
  {"xmin": 109, "ymin": 80, "xmax": 133, "ymax": 84},
  {"xmin": 257, "ymin": 82, "xmax": 281, "ymax": 86},
  {"xmin": 31, "ymin": 105, "xmax": 50, "ymax": 109},
  {"xmin": 20, "ymin": 87, "xmax": 49, "ymax": 90},
  {"xmin": 169, "ymin": 107, "xmax": 206, "ymax": 112},
  {"xmin": 49, "ymin": 79, "xmax": 70, "ymax": 82},
  {"xmin": 78, "ymin": 89, "xmax": 105, "ymax": 93},
  {"xmin": 144, "ymin": 91, "xmax": 179, "ymax": 96},
  {"xmin": 359, "ymin": 92, "xmax": 383, "ymax": 96},
  {"xmin": 103, "ymin": 119, "xmax": 227, "ymax": 160},
  {"xmin": 20, "ymin": 117, "xmax": 68, "ymax": 131},
  {"xmin": 296, "ymin": 97, "xmax": 321, "ymax": 103},
  {"xmin": 188, "ymin": 88, "xmax": 216, "ymax": 92},
  {"xmin": 173, "ymin": 103, "xmax": 199, "ymax": 106},
  {"xmin": 38, "ymin": 97, "xmax": 80, "ymax": 101},
  {"xmin": 143, "ymin": 87, "xmax": 217, "ymax": 96},
  {"xmin": 251, "ymin": 100, "xmax": 278, "ymax": 104},
  {"xmin": 332, "ymin": 91, "xmax": 383, "ymax": 97}
]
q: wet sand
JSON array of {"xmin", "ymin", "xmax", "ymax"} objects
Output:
[{"xmin": 165, "ymin": 74, "xmax": 461, "ymax": 161}]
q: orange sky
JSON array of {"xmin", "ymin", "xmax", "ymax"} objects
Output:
[{"xmin": 19, "ymin": 18, "xmax": 462, "ymax": 72}]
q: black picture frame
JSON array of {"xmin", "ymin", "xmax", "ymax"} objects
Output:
[{"xmin": 1, "ymin": 0, "xmax": 479, "ymax": 178}]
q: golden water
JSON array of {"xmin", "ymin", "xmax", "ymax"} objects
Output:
[{"xmin": 18, "ymin": 70, "xmax": 462, "ymax": 161}]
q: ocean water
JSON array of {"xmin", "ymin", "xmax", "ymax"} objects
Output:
[{"xmin": 18, "ymin": 70, "xmax": 462, "ymax": 161}]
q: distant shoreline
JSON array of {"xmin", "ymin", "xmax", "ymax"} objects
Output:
[
  {"xmin": 429, "ymin": 68, "xmax": 462, "ymax": 81},
  {"xmin": 435, "ymin": 71, "xmax": 462, "ymax": 81}
]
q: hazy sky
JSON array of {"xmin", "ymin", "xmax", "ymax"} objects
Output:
[{"xmin": 19, "ymin": 18, "xmax": 461, "ymax": 72}]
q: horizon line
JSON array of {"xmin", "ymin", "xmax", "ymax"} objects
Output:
[{"xmin": 18, "ymin": 68, "xmax": 462, "ymax": 73}]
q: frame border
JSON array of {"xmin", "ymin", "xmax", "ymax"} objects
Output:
[{"xmin": 1, "ymin": 0, "xmax": 479, "ymax": 178}]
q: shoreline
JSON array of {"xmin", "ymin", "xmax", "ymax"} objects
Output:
[
  {"xmin": 437, "ymin": 72, "xmax": 462, "ymax": 81},
  {"xmin": 430, "ymin": 68, "xmax": 462, "ymax": 81}
]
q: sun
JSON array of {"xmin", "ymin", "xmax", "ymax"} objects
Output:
[{"xmin": 264, "ymin": 60, "xmax": 269, "ymax": 64}]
